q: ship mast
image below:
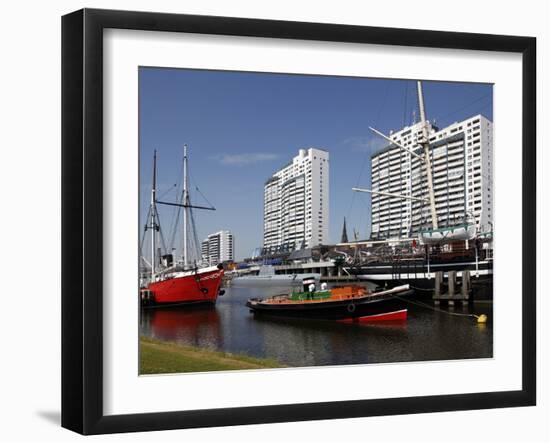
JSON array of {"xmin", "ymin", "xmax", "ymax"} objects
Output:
[
  {"xmin": 150, "ymin": 150, "xmax": 158, "ymax": 277},
  {"xmin": 353, "ymin": 80, "xmax": 438, "ymax": 233},
  {"xmin": 154, "ymin": 145, "xmax": 217, "ymax": 269},
  {"xmin": 416, "ymin": 81, "xmax": 438, "ymax": 229},
  {"xmin": 183, "ymin": 144, "xmax": 189, "ymax": 267}
]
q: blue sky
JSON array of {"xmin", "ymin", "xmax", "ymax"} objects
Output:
[{"xmin": 139, "ymin": 67, "xmax": 492, "ymax": 260}]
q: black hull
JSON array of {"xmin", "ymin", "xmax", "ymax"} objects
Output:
[
  {"xmin": 246, "ymin": 291, "xmax": 412, "ymax": 320},
  {"xmin": 346, "ymin": 259, "xmax": 493, "ymax": 301},
  {"xmin": 346, "ymin": 259, "xmax": 492, "ymax": 278}
]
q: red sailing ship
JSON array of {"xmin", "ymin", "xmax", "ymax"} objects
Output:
[{"xmin": 140, "ymin": 146, "xmax": 224, "ymax": 306}]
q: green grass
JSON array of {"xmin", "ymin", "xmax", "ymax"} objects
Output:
[{"xmin": 140, "ymin": 337, "xmax": 284, "ymax": 374}]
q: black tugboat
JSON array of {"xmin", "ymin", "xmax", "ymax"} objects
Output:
[{"xmin": 246, "ymin": 282, "xmax": 412, "ymax": 322}]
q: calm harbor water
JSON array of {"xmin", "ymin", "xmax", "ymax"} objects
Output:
[{"xmin": 140, "ymin": 285, "xmax": 493, "ymax": 367}]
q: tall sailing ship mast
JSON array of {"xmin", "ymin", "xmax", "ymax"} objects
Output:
[
  {"xmin": 353, "ymin": 80, "xmax": 476, "ymax": 244},
  {"xmin": 342, "ymin": 80, "xmax": 491, "ymax": 289},
  {"xmin": 140, "ymin": 145, "xmax": 224, "ymax": 306}
]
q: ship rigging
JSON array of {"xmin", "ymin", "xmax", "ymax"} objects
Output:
[
  {"xmin": 352, "ymin": 80, "xmax": 477, "ymax": 244},
  {"xmin": 139, "ymin": 145, "xmax": 224, "ymax": 306}
]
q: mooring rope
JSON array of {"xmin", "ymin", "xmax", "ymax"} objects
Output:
[
  {"xmin": 395, "ymin": 295, "xmax": 486, "ymax": 322},
  {"xmin": 387, "ymin": 276, "xmax": 487, "ymax": 322}
]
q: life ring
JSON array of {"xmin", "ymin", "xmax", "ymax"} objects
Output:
[{"xmin": 347, "ymin": 303, "xmax": 356, "ymax": 313}]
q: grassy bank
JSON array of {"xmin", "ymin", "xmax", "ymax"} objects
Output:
[{"xmin": 140, "ymin": 337, "xmax": 284, "ymax": 374}]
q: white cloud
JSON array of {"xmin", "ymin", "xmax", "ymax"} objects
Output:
[
  {"xmin": 341, "ymin": 136, "xmax": 386, "ymax": 153},
  {"xmin": 210, "ymin": 152, "xmax": 279, "ymax": 166}
]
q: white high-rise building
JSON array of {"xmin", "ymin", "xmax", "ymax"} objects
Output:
[
  {"xmin": 370, "ymin": 114, "xmax": 493, "ymax": 239},
  {"xmin": 263, "ymin": 148, "xmax": 329, "ymax": 250},
  {"xmin": 201, "ymin": 230, "xmax": 234, "ymax": 265}
]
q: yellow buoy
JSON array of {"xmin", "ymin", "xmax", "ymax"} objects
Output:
[{"xmin": 476, "ymin": 314, "xmax": 488, "ymax": 324}]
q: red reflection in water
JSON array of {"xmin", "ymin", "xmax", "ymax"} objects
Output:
[
  {"xmin": 358, "ymin": 320, "xmax": 409, "ymax": 331},
  {"xmin": 143, "ymin": 306, "xmax": 221, "ymax": 342}
]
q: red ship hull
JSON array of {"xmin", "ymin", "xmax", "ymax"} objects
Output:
[
  {"xmin": 143, "ymin": 267, "xmax": 224, "ymax": 305},
  {"xmin": 337, "ymin": 309, "xmax": 408, "ymax": 324}
]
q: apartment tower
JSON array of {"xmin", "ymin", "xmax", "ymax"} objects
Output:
[{"xmin": 263, "ymin": 148, "xmax": 329, "ymax": 250}]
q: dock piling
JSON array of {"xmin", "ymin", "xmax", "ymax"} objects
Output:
[
  {"xmin": 447, "ymin": 271, "xmax": 456, "ymax": 298},
  {"xmin": 461, "ymin": 270, "xmax": 471, "ymax": 301},
  {"xmin": 435, "ymin": 271, "xmax": 443, "ymax": 298},
  {"xmin": 432, "ymin": 270, "xmax": 471, "ymax": 306}
]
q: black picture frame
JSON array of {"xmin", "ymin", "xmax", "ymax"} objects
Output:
[{"xmin": 61, "ymin": 8, "xmax": 536, "ymax": 435}]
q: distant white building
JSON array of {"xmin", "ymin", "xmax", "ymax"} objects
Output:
[
  {"xmin": 370, "ymin": 114, "xmax": 493, "ymax": 239},
  {"xmin": 201, "ymin": 230, "xmax": 234, "ymax": 265},
  {"xmin": 263, "ymin": 148, "xmax": 329, "ymax": 250}
]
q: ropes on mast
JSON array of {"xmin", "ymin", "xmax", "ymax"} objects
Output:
[
  {"xmin": 154, "ymin": 205, "xmax": 168, "ymax": 255},
  {"xmin": 147, "ymin": 147, "xmax": 215, "ymax": 267},
  {"xmin": 346, "ymin": 80, "xmax": 391, "ymax": 230},
  {"xmin": 141, "ymin": 141, "xmax": 222, "ymax": 274},
  {"xmin": 167, "ymin": 160, "xmax": 184, "ymax": 253},
  {"xmin": 139, "ymin": 206, "xmax": 152, "ymax": 269},
  {"xmin": 186, "ymin": 171, "xmax": 210, "ymax": 264}
]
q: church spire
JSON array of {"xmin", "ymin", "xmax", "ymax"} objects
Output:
[{"xmin": 340, "ymin": 217, "xmax": 349, "ymax": 243}]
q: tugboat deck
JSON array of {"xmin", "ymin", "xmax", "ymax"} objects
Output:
[{"xmin": 255, "ymin": 285, "xmax": 409, "ymax": 306}]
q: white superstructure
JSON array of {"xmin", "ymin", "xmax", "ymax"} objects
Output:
[
  {"xmin": 370, "ymin": 114, "xmax": 493, "ymax": 239},
  {"xmin": 201, "ymin": 230, "xmax": 234, "ymax": 265},
  {"xmin": 263, "ymin": 148, "xmax": 329, "ymax": 250},
  {"xmin": 230, "ymin": 265, "xmax": 321, "ymax": 288}
]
